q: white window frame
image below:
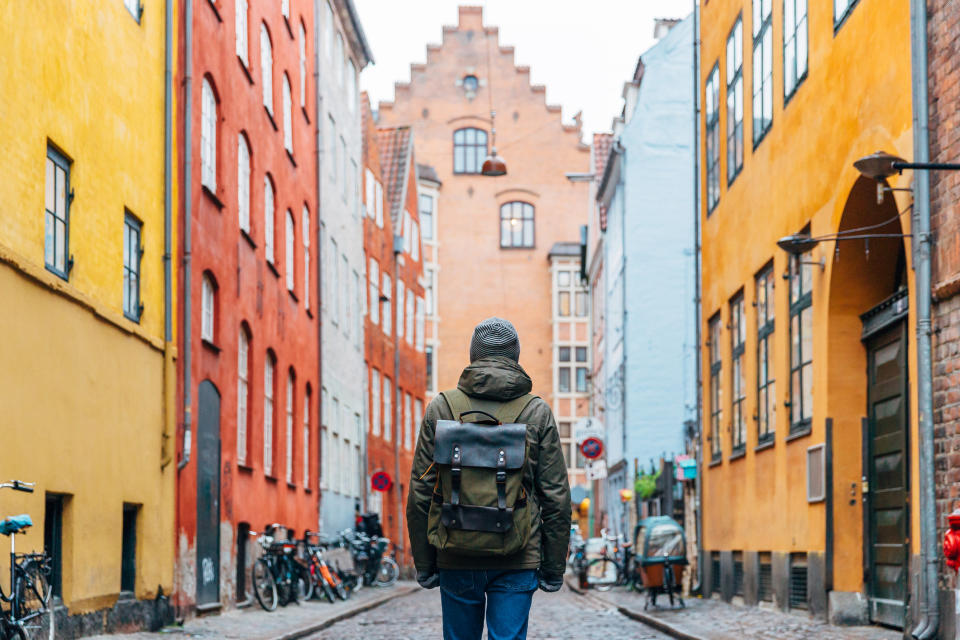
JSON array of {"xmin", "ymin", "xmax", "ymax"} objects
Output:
[
  {"xmin": 335, "ymin": 33, "xmax": 344, "ymax": 85},
  {"xmin": 324, "ymin": 1, "xmax": 334, "ymax": 59},
  {"xmin": 382, "ymin": 273, "xmax": 392, "ymax": 335},
  {"xmin": 238, "ymin": 134, "xmax": 251, "ymax": 233},
  {"xmin": 406, "ymin": 289, "xmax": 414, "ymax": 345},
  {"xmin": 264, "ymin": 354, "xmax": 275, "ymax": 476},
  {"xmin": 416, "ymin": 296, "xmax": 425, "ymax": 351},
  {"xmin": 235, "ymin": 0, "xmax": 248, "ymax": 66},
  {"xmin": 383, "ymin": 377, "xmax": 392, "ymax": 442},
  {"xmin": 404, "ymin": 393, "xmax": 412, "ymax": 450},
  {"xmin": 286, "ymin": 209, "xmax": 295, "ymax": 292},
  {"xmin": 260, "ymin": 24, "xmax": 273, "ymax": 115},
  {"xmin": 286, "ymin": 373, "xmax": 294, "ymax": 483},
  {"xmin": 264, "ymin": 175, "xmax": 275, "ymax": 263},
  {"xmin": 201, "ymin": 273, "xmax": 215, "ymax": 342},
  {"xmin": 342, "ymin": 254, "xmax": 350, "ymax": 337},
  {"xmin": 396, "ymin": 279, "xmax": 405, "ymax": 339},
  {"xmin": 298, "ymin": 22, "xmax": 306, "ymax": 108},
  {"xmin": 302, "ymin": 206, "xmax": 310, "ymax": 309},
  {"xmin": 237, "ymin": 327, "xmax": 249, "ymax": 465},
  {"xmin": 368, "ymin": 257, "xmax": 380, "ymax": 325},
  {"xmin": 201, "ymin": 78, "xmax": 217, "ymax": 192},
  {"xmin": 303, "ymin": 387, "xmax": 310, "ymax": 487},
  {"xmin": 375, "ymin": 181, "xmax": 384, "ymax": 227},
  {"xmin": 371, "ymin": 368, "xmax": 381, "ymax": 436},
  {"xmin": 330, "ymin": 238, "xmax": 339, "ymax": 325},
  {"xmin": 282, "ymin": 74, "xmax": 293, "ymax": 153}
]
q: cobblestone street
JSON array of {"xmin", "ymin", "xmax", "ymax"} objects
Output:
[{"xmin": 307, "ymin": 585, "xmax": 670, "ymax": 640}]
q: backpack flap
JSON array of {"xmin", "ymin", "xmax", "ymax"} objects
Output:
[{"xmin": 433, "ymin": 420, "xmax": 526, "ymax": 469}]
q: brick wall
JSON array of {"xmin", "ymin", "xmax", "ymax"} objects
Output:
[{"xmin": 929, "ymin": 0, "xmax": 960, "ymax": 578}]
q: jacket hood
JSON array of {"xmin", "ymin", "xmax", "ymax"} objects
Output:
[{"xmin": 457, "ymin": 356, "xmax": 533, "ymax": 401}]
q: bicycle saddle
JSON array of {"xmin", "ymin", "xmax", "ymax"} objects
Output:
[{"xmin": 0, "ymin": 514, "xmax": 32, "ymax": 536}]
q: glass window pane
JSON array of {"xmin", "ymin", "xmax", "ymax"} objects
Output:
[
  {"xmin": 576, "ymin": 347, "xmax": 587, "ymax": 362},
  {"xmin": 523, "ymin": 219, "xmax": 533, "ymax": 246},
  {"xmin": 576, "ymin": 367, "xmax": 588, "ymax": 392},
  {"xmin": 558, "ymin": 271, "xmax": 571, "ymax": 287},
  {"xmin": 55, "ymin": 220, "xmax": 65, "ymax": 272},
  {"xmin": 801, "ymin": 306, "xmax": 813, "ymax": 363},
  {"xmin": 559, "ymin": 347, "xmax": 570, "ymax": 362},
  {"xmin": 45, "ymin": 158, "xmax": 55, "ymax": 213},
  {"xmin": 559, "ymin": 368, "xmax": 571, "ymax": 393},
  {"xmin": 798, "ymin": 17, "xmax": 808, "ymax": 77},
  {"xmin": 558, "ymin": 422, "xmax": 571, "ymax": 438},
  {"xmin": 791, "ymin": 314, "xmax": 800, "ymax": 366},
  {"xmin": 791, "ymin": 370, "xmax": 801, "ymax": 425},
  {"xmin": 802, "ymin": 363, "xmax": 813, "ymax": 420},
  {"xmin": 559, "ymin": 291, "xmax": 570, "ymax": 317}
]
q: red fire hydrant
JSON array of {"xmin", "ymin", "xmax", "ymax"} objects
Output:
[{"xmin": 943, "ymin": 508, "xmax": 960, "ymax": 573}]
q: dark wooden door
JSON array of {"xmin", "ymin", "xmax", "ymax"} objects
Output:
[
  {"xmin": 196, "ymin": 380, "xmax": 221, "ymax": 607},
  {"xmin": 865, "ymin": 322, "xmax": 908, "ymax": 628}
]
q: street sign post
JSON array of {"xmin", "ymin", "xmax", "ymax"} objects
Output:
[
  {"xmin": 579, "ymin": 437, "xmax": 604, "ymax": 460},
  {"xmin": 371, "ymin": 471, "xmax": 393, "ymax": 492},
  {"xmin": 585, "ymin": 459, "xmax": 608, "ymax": 481}
]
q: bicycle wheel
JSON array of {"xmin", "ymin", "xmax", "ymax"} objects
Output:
[
  {"xmin": 374, "ymin": 557, "xmax": 399, "ymax": 587},
  {"xmin": 296, "ymin": 564, "xmax": 313, "ymax": 602},
  {"xmin": 252, "ymin": 559, "xmax": 278, "ymax": 611},
  {"xmin": 586, "ymin": 557, "xmax": 621, "ymax": 591},
  {"xmin": 17, "ymin": 559, "xmax": 51, "ymax": 615}
]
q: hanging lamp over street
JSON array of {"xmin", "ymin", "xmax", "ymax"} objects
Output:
[{"xmin": 482, "ymin": 109, "xmax": 507, "ymax": 176}]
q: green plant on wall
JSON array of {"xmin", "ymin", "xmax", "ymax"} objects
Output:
[{"xmin": 635, "ymin": 468, "xmax": 661, "ymax": 499}]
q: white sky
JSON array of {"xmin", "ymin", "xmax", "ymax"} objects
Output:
[{"xmin": 352, "ymin": 0, "xmax": 694, "ymax": 137}]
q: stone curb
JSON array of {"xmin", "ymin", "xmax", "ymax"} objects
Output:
[
  {"xmin": 564, "ymin": 576, "xmax": 704, "ymax": 640},
  {"xmin": 268, "ymin": 584, "xmax": 420, "ymax": 640}
]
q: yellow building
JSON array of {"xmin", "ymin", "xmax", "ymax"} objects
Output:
[
  {"xmin": 0, "ymin": 0, "xmax": 176, "ymax": 633},
  {"xmin": 698, "ymin": 0, "xmax": 917, "ymax": 628}
]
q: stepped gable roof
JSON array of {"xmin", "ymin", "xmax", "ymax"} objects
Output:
[{"xmin": 377, "ymin": 126, "xmax": 413, "ymax": 227}]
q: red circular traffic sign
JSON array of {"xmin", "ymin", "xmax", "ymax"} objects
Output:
[
  {"xmin": 371, "ymin": 471, "xmax": 393, "ymax": 492},
  {"xmin": 580, "ymin": 437, "xmax": 604, "ymax": 460}
]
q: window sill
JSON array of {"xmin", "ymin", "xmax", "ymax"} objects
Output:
[
  {"xmin": 124, "ymin": 311, "xmax": 142, "ymax": 325},
  {"xmin": 709, "ymin": 456, "xmax": 723, "ymax": 468},
  {"xmin": 304, "ymin": 487, "xmax": 312, "ymax": 494},
  {"xmin": 241, "ymin": 229, "xmax": 257, "ymax": 249},
  {"xmin": 754, "ymin": 437, "xmax": 776, "ymax": 453},
  {"xmin": 265, "ymin": 474, "xmax": 278, "ymax": 482},
  {"xmin": 784, "ymin": 72, "xmax": 808, "ymax": 108},
  {"xmin": 306, "ymin": 308, "xmax": 313, "ymax": 319},
  {"xmin": 238, "ymin": 463, "xmax": 254, "ymax": 473},
  {"xmin": 238, "ymin": 56, "xmax": 254, "ymax": 85},
  {"xmin": 284, "ymin": 16, "xmax": 294, "ymax": 39},
  {"xmin": 499, "ymin": 245, "xmax": 537, "ymax": 251},
  {"xmin": 265, "ymin": 107, "xmax": 278, "ymax": 131},
  {"xmin": 729, "ymin": 447, "xmax": 746, "ymax": 461},
  {"xmin": 201, "ymin": 338, "xmax": 221, "ymax": 354},
  {"xmin": 267, "ymin": 261, "xmax": 280, "ymax": 278},
  {"xmin": 288, "ymin": 290, "xmax": 298, "ymax": 303},
  {"xmin": 786, "ymin": 424, "xmax": 812, "ymax": 443},
  {"xmin": 287, "ymin": 481, "xmax": 297, "ymax": 490},
  {"xmin": 752, "ymin": 125, "xmax": 772, "ymax": 151},
  {"xmin": 202, "ymin": 185, "xmax": 225, "ymax": 210},
  {"xmin": 287, "ymin": 149, "xmax": 297, "ymax": 167},
  {"xmin": 302, "ymin": 106, "xmax": 311, "ymax": 124}
]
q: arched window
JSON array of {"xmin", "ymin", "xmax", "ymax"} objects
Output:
[
  {"xmin": 235, "ymin": 0, "xmax": 248, "ymax": 66},
  {"xmin": 286, "ymin": 368, "xmax": 295, "ymax": 483},
  {"xmin": 282, "ymin": 74, "xmax": 293, "ymax": 153},
  {"xmin": 237, "ymin": 324, "xmax": 251, "ymax": 464},
  {"xmin": 453, "ymin": 128, "xmax": 487, "ymax": 174},
  {"xmin": 264, "ymin": 350, "xmax": 276, "ymax": 476},
  {"xmin": 201, "ymin": 78, "xmax": 217, "ymax": 191},
  {"xmin": 499, "ymin": 201, "xmax": 535, "ymax": 248},
  {"xmin": 302, "ymin": 205, "xmax": 310, "ymax": 310},
  {"xmin": 201, "ymin": 272, "xmax": 217, "ymax": 343},
  {"xmin": 298, "ymin": 22, "xmax": 307, "ymax": 108},
  {"xmin": 260, "ymin": 24, "xmax": 273, "ymax": 114},
  {"xmin": 237, "ymin": 133, "xmax": 251, "ymax": 233},
  {"xmin": 303, "ymin": 384, "xmax": 311, "ymax": 487},
  {"xmin": 285, "ymin": 209, "xmax": 295, "ymax": 292},
  {"xmin": 264, "ymin": 175, "xmax": 275, "ymax": 263}
]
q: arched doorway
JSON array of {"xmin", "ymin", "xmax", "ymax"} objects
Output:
[
  {"xmin": 196, "ymin": 379, "xmax": 221, "ymax": 607},
  {"xmin": 827, "ymin": 177, "xmax": 908, "ymax": 628}
]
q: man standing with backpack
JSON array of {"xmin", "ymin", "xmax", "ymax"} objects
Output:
[{"xmin": 407, "ymin": 317, "xmax": 572, "ymax": 640}]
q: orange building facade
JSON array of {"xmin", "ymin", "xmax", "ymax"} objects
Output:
[{"xmin": 377, "ymin": 6, "xmax": 590, "ymax": 483}]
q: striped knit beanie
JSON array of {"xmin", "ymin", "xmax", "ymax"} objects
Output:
[{"xmin": 469, "ymin": 317, "xmax": 521, "ymax": 363}]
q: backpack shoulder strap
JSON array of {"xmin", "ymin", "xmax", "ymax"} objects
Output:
[
  {"xmin": 494, "ymin": 394, "xmax": 538, "ymax": 424},
  {"xmin": 440, "ymin": 389, "xmax": 473, "ymax": 422}
]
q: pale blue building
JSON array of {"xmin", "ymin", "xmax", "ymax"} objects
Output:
[{"xmin": 595, "ymin": 15, "xmax": 696, "ymax": 534}]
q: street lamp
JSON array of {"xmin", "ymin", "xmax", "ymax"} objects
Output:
[
  {"xmin": 481, "ymin": 109, "xmax": 507, "ymax": 177},
  {"xmin": 854, "ymin": 150, "xmax": 960, "ymax": 179}
]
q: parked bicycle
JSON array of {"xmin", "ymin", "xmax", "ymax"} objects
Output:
[
  {"xmin": 250, "ymin": 525, "xmax": 310, "ymax": 611},
  {"xmin": 301, "ymin": 531, "xmax": 347, "ymax": 603},
  {"xmin": 337, "ymin": 529, "xmax": 399, "ymax": 588},
  {"xmin": 0, "ymin": 481, "xmax": 52, "ymax": 640},
  {"xmin": 582, "ymin": 530, "xmax": 625, "ymax": 592}
]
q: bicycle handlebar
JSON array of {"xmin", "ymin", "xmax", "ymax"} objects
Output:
[{"xmin": 1, "ymin": 480, "xmax": 35, "ymax": 493}]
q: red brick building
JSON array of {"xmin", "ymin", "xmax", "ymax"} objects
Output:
[
  {"xmin": 361, "ymin": 95, "xmax": 426, "ymax": 570},
  {"xmin": 930, "ymin": 0, "xmax": 960, "ymax": 631},
  {"xmin": 176, "ymin": 0, "xmax": 319, "ymax": 612}
]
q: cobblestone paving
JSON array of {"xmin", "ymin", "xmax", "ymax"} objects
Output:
[
  {"xmin": 589, "ymin": 586, "xmax": 903, "ymax": 640},
  {"xmin": 307, "ymin": 585, "xmax": 671, "ymax": 640}
]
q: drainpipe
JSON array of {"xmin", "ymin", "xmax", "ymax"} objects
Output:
[
  {"xmin": 313, "ymin": 0, "xmax": 325, "ymax": 531},
  {"xmin": 178, "ymin": 0, "xmax": 194, "ymax": 472},
  {"xmin": 161, "ymin": 0, "xmax": 175, "ymax": 470},
  {"xmin": 692, "ymin": 0, "xmax": 704, "ymax": 594},
  {"xmin": 909, "ymin": 0, "xmax": 936, "ymax": 635},
  {"xmin": 619, "ymin": 142, "xmax": 628, "ymax": 538},
  {"xmin": 393, "ymin": 242, "xmax": 404, "ymax": 565}
]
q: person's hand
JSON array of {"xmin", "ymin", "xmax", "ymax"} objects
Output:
[
  {"xmin": 417, "ymin": 569, "xmax": 440, "ymax": 589},
  {"xmin": 538, "ymin": 571, "xmax": 563, "ymax": 592}
]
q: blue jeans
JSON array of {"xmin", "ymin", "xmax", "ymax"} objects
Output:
[{"xmin": 439, "ymin": 569, "xmax": 538, "ymax": 640}]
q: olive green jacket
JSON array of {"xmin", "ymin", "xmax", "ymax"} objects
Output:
[{"xmin": 406, "ymin": 356, "xmax": 572, "ymax": 576}]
